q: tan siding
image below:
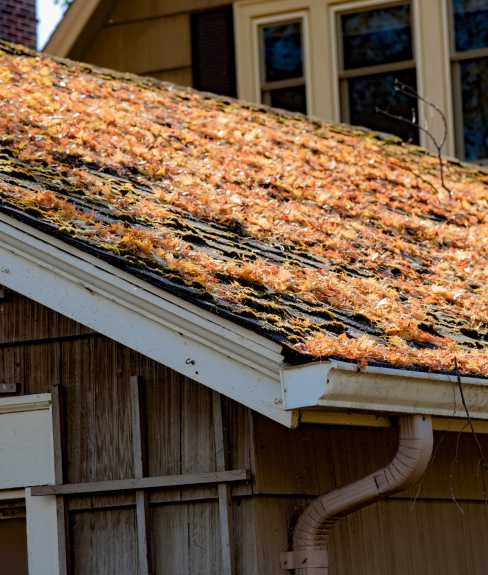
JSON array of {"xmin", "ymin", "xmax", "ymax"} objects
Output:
[
  {"xmin": 252, "ymin": 412, "xmax": 488, "ymax": 502},
  {"xmin": 330, "ymin": 499, "xmax": 488, "ymax": 575},
  {"xmin": 149, "ymin": 66, "xmax": 193, "ymax": 86},
  {"xmin": 252, "ymin": 497, "xmax": 488, "ymax": 575},
  {"xmin": 110, "ymin": 0, "xmax": 232, "ymax": 24},
  {"xmin": 81, "ymin": 14, "xmax": 191, "ymax": 75}
]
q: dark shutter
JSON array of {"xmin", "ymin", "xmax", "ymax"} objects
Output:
[{"xmin": 191, "ymin": 6, "xmax": 237, "ymax": 98}]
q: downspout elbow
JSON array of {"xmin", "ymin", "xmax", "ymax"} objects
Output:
[{"xmin": 281, "ymin": 415, "xmax": 433, "ymax": 573}]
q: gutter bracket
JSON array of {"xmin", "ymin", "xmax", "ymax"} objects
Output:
[{"xmin": 281, "ymin": 549, "xmax": 328, "ymax": 570}]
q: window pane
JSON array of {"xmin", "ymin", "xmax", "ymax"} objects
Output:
[
  {"xmin": 341, "ymin": 4, "xmax": 413, "ymax": 70},
  {"xmin": 268, "ymin": 85, "xmax": 307, "ymax": 114},
  {"xmin": 453, "ymin": 0, "xmax": 488, "ymax": 52},
  {"xmin": 261, "ymin": 21, "xmax": 303, "ymax": 82},
  {"xmin": 460, "ymin": 57, "xmax": 488, "ymax": 160},
  {"xmin": 347, "ymin": 68, "xmax": 419, "ymax": 143}
]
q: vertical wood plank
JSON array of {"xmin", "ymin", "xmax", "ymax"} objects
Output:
[
  {"xmin": 213, "ymin": 392, "xmax": 236, "ymax": 575},
  {"xmin": 52, "ymin": 384, "xmax": 68, "ymax": 575},
  {"xmin": 130, "ymin": 376, "xmax": 152, "ymax": 575},
  {"xmin": 70, "ymin": 509, "xmax": 138, "ymax": 575},
  {"xmin": 182, "ymin": 379, "xmax": 216, "ymax": 498}
]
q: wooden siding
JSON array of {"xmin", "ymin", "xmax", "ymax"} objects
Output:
[
  {"xmin": 81, "ymin": 14, "xmax": 191, "ymax": 76},
  {"xmin": 110, "ymin": 0, "xmax": 233, "ymax": 25},
  {"xmin": 1, "ymin": 285, "xmax": 488, "ymax": 573},
  {"xmin": 72, "ymin": 0, "xmax": 232, "ymax": 87}
]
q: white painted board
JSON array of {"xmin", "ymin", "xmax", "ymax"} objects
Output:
[{"xmin": 0, "ymin": 408, "xmax": 54, "ymax": 488}]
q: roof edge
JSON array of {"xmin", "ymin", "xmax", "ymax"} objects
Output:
[
  {"xmin": 0, "ymin": 213, "xmax": 293, "ymax": 427},
  {"xmin": 281, "ymin": 360, "xmax": 488, "ymax": 420},
  {"xmin": 43, "ymin": 0, "xmax": 102, "ymax": 57}
]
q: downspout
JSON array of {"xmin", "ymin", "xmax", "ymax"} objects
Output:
[{"xmin": 281, "ymin": 414, "xmax": 433, "ymax": 574}]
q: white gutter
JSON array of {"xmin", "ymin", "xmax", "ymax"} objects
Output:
[{"xmin": 281, "ymin": 360, "xmax": 488, "ymax": 420}]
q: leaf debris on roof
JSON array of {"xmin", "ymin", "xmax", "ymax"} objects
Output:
[{"xmin": 1, "ymin": 41, "xmax": 488, "ymax": 376}]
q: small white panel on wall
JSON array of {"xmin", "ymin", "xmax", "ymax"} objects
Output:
[{"xmin": 0, "ymin": 395, "xmax": 54, "ymax": 489}]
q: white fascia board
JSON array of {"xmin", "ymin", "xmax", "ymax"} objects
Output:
[
  {"xmin": 281, "ymin": 360, "xmax": 488, "ymax": 420},
  {"xmin": 0, "ymin": 214, "xmax": 293, "ymax": 427}
]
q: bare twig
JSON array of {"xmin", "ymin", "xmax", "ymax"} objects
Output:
[
  {"xmin": 454, "ymin": 357, "xmax": 488, "ymax": 503},
  {"xmin": 376, "ymin": 78, "xmax": 452, "ymax": 200},
  {"xmin": 410, "ymin": 430, "xmax": 447, "ymax": 509},
  {"xmin": 448, "ymin": 425, "xmax": 466, "ymax": 514}
]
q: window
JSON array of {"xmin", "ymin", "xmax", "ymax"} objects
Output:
[
  {"xmin": 336, "ymin": 2, "xmax": 419, "ymax": 143},
  {"xmin": 450, "ymin": 0, "xmax": 488, "ymax": 161},
  {"xmin": 191, "ymin": 7, "xmax": 237, "ymax": 98},
  {"xmin": 256, "ymin": 13, "xmax": 310, "ymax": 114}
]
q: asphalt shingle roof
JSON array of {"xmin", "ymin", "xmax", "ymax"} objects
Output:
[{"xmin": 1, "ymin": 42, "xmax": 488, "ymax": 376}]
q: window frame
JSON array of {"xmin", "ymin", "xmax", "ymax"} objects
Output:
[
  {"xmin": 447, "ymin": 0, "xmax": 488, "ymax": 162},
  {"xmin": 331, "ymin": 0, "xmax": 422, "ymax": 143},
  {"xmin": 236, "ymin": 0, "xmax": 452, "ymax": 156},
  {"xmin": 0, "ymin": 394, "xmax": 63, "ymax": 575},
  {"xmin": 252, "ymin": 10, "xmax": 313, "ymax": 113}
]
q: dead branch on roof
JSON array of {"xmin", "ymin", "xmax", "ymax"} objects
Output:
[{"xmin": 377, "ymin": 79, "xmax": 452, "ymax": 200}]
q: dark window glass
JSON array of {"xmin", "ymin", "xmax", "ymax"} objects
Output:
[
  {"xmin": 262, "ymin": 21, "xmax": 303, "ymax": 82},
  {"xmin": 348, "ymin": 68, "xmax": 419, "ymax": 143},
  {"xmin": 191, "ymin": 7, "xmax": 237, "ymax": 97},
  {"xmin": 269, "ymin": 85, "xmax": 307, "ymax": 113},
  {"xmin": 460, "ymin": 57, "xmax": 488, "ymax": 160},
  {"xmin": 453, "ymin": 0, "xmax": 488, "ymax": 52},
  {"xmin": 341, "ymin": 4, "xmax": 413, "ymax": 70}
]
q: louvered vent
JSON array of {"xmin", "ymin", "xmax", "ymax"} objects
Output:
[{"xmin": 191, "ymin": 6, "xmax": 237, "ymax": 98}]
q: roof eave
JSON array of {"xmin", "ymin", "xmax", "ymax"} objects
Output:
[
  {"xmin": 0, "ymin": 212, "xmax": 294, "ymax": 426},
  {"xmin": 4, "ymin": 211, "xmax": 488, "ymax": 429},
  {"xmin": 281, "ymin": 360, "xmax": 488, "ymax": 420}
]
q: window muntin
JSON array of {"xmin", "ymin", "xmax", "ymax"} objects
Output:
[
  {"xmin": 257, "ymin": 16, "xmax": 308, "ymax": 114},
  {"xmin": 451, "ymin": 0, "xmax": 488, "ymax": 161},
  {"xmin": 337, "ymin": 1, "xmax": 419, "ymax": 144}
]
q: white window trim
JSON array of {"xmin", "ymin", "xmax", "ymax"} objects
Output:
[
  {"xmin": 329, "ymin": 0, "xmax": 427, "ymax": 147},
  {"xmin": 445, "ymin": 0, "xmax": 488, "ymax": 163},
  {"xmin": 0, "ymin": 394, "xmax": 62, "ymax": 575},
  {"xmin": 236, "ymin": 0, "xmax": 456, "ymax": 157},
  {"xmin": 252, "ymin": 10, "xmax": 313, "ymax": 113}
]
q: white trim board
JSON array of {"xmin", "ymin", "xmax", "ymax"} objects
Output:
[
  {"xmin": 0, "ymin": 394, "xmax": 61, "ymax": 575},
  {"xmin": 0, "ymin": 213, "xmax": 292, "ymax": 427}
]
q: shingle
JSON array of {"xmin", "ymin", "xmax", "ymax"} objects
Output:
[{"xmin": 1, "ymin": 41, "xmax": 488, "ymax": 376}]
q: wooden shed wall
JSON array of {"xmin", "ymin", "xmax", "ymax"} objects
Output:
[
  {"xmin": 1, "ymin": 286, "xmax": 488, "ymax": 574},
  {"xmin": 69, "ymin": 0, "xmax": 233, "ymax": 86}
]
